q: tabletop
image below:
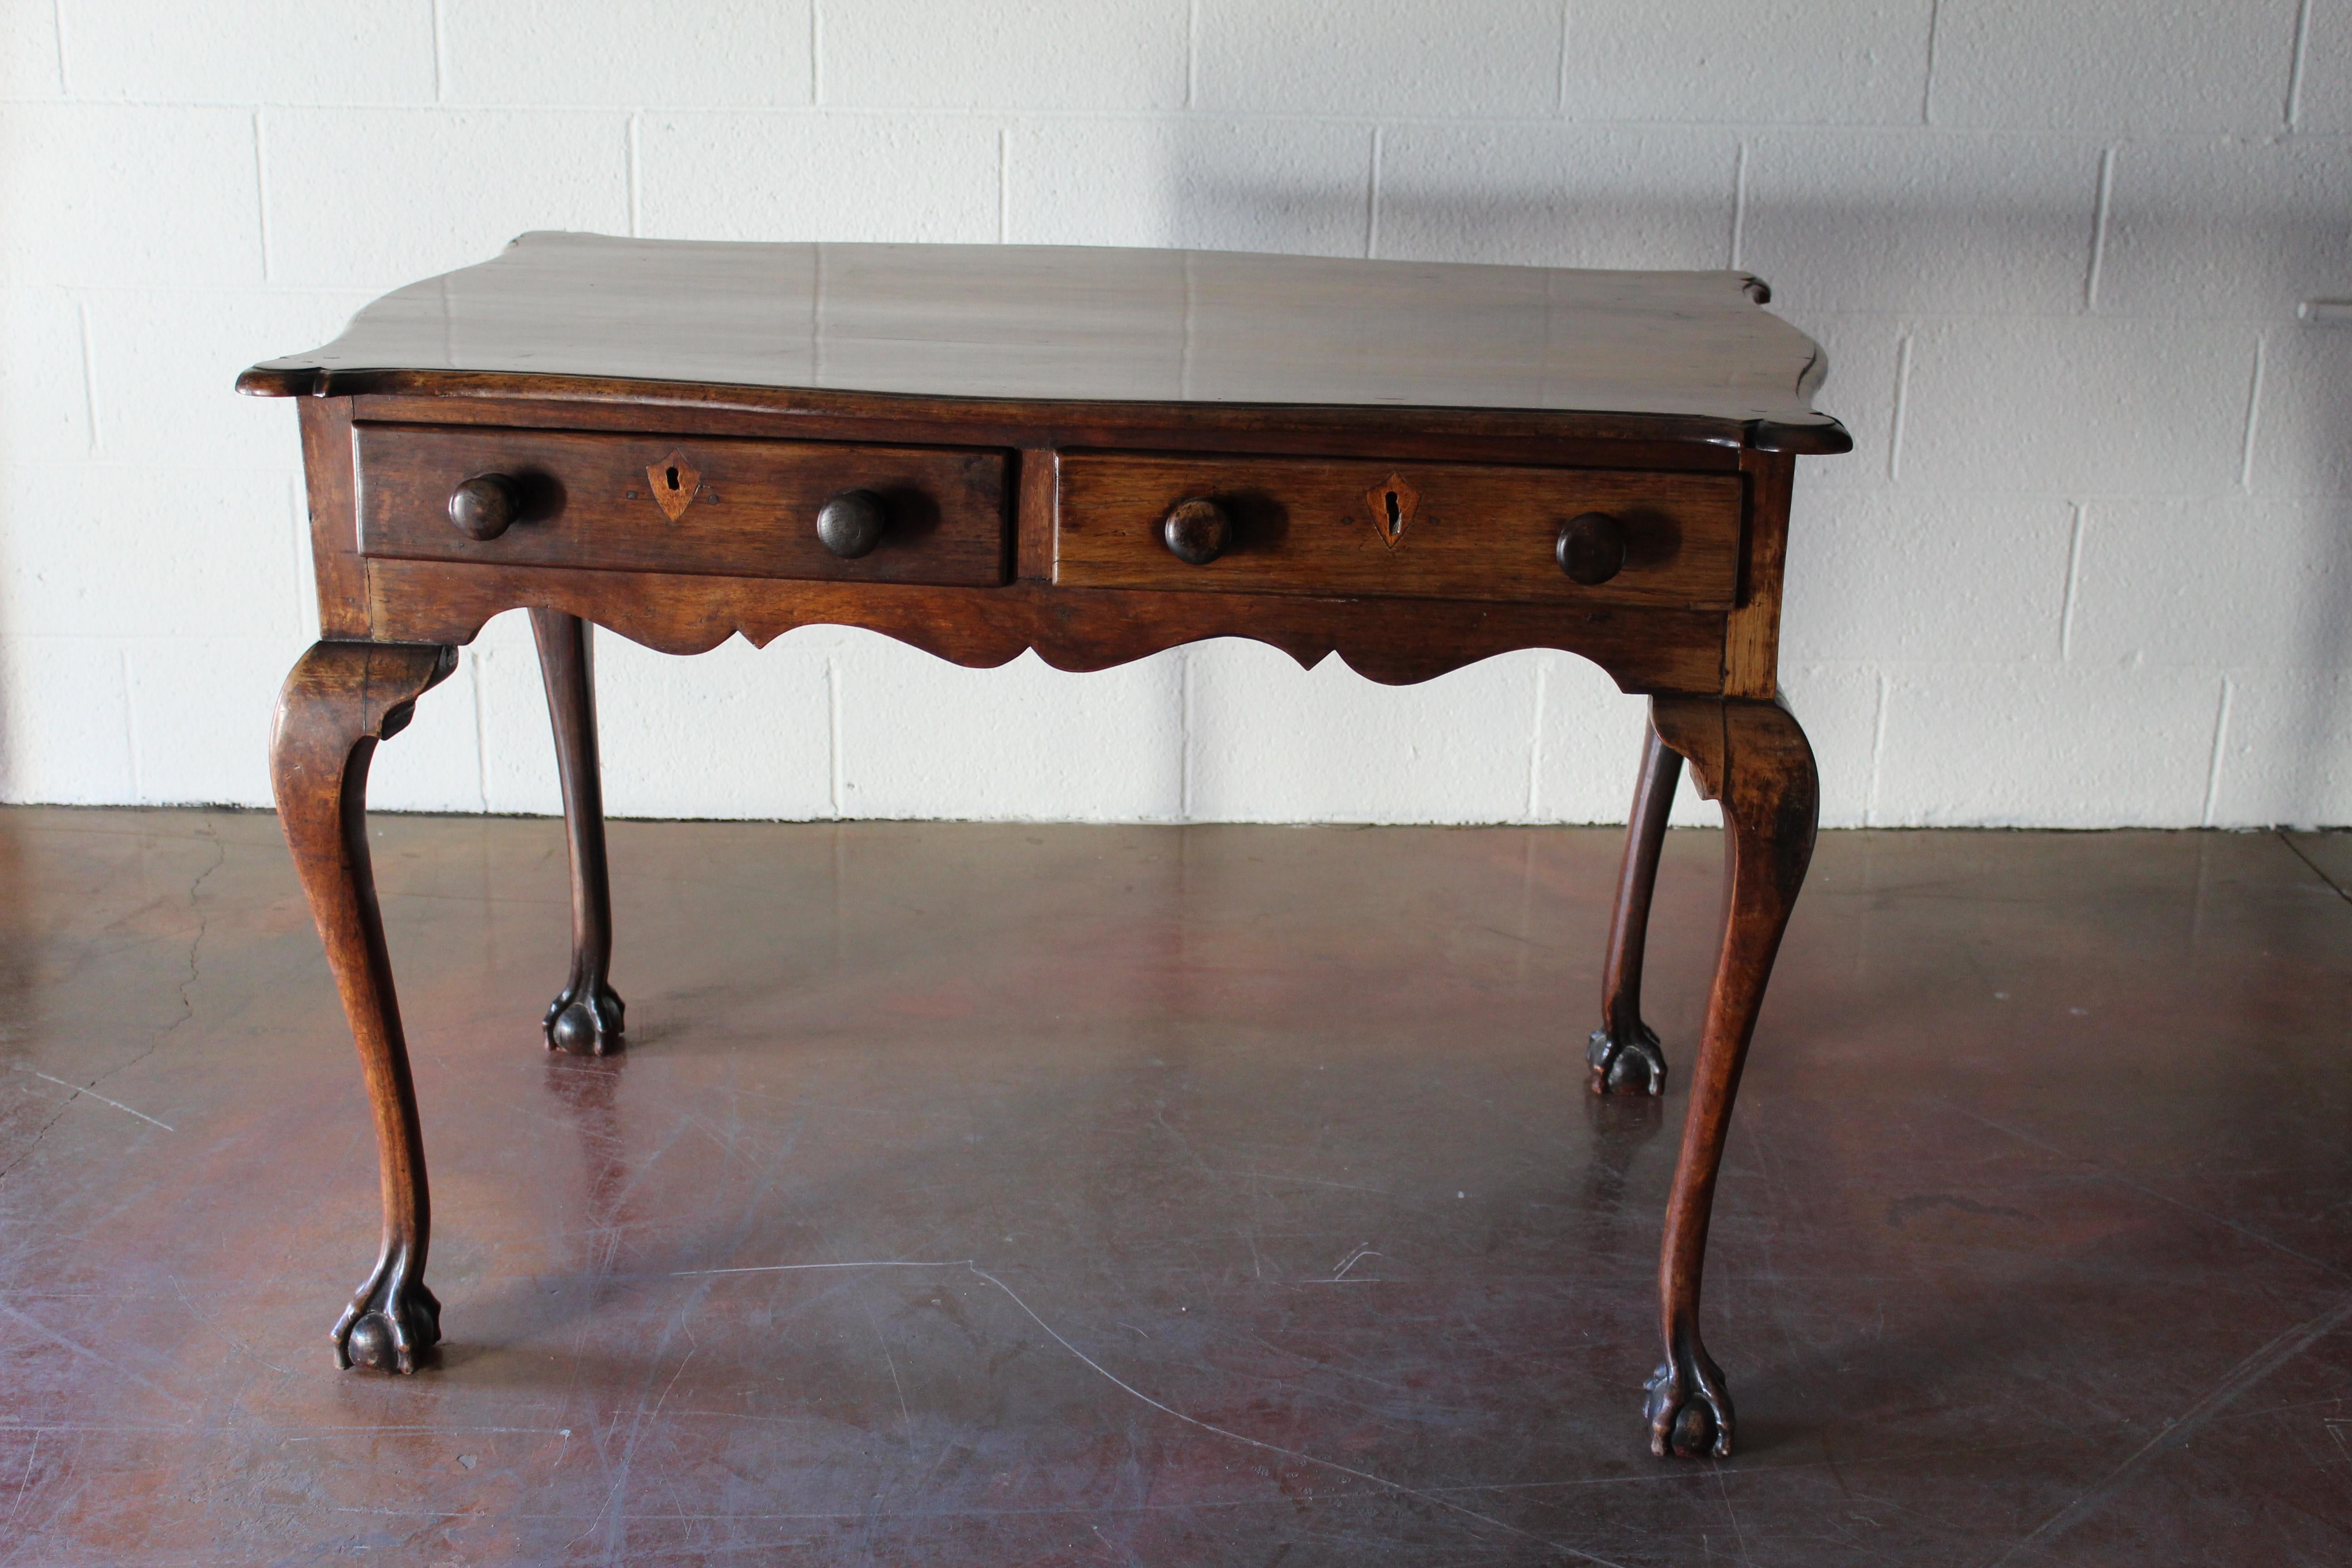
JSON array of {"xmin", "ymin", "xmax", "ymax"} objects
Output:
[{"xmin": 241, "ymin": 233, "xmax": 1847, "ymax": 452}]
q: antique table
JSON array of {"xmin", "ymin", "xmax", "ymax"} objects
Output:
[{"xmin": 243, "ymin": 233, "xmax": 1848, "ymax": 1460}]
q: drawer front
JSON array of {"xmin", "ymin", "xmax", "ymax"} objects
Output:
[
  {"xmin": 355, "ymin": 424, "xmax": 1010, "ymax": 587},
  {"xmin": 1055, "ymin": 453, "xmax": 1742, "ymax": 608}
]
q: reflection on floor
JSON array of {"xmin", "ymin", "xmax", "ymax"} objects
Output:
[{"xmin": 0, "ymin": 808, "xmax": 2347, "ymax": 1565}]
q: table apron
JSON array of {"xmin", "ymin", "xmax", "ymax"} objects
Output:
[{"xmin": 356, "ymin": 558, "xmax": 1733, "ymax": 694}]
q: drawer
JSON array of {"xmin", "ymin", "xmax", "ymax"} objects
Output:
[
  {"xmin": 354, "ymin": 424, "xmax": 1010, "ymax": 587},
  {"xmin": 1054, "ymin": 452, "xmax": 1742, "ymax": 609}
]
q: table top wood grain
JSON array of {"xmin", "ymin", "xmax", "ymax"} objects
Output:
[{"xmin": 240, "ymin": 233, "xmax": 1849, "ymax": 454}]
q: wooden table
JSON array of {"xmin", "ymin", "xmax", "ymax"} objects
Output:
[{"xmin": 244, "ymin": 234, "xmax": 1849, "ymax": 1460}]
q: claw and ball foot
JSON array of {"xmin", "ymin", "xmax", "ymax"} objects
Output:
[
  {"xmin": 272, "ymin": 641, "xmax": 460, "ymax": 1376},
  {"xmin": 1588, "ymin": 1021, "xmax": 1668, "ymax": 1096},
  {"xmin": 1640, "ymin": 696, "xmax": 1818, "ymax": 1460},
  {"xmin": 1645, "ymin": 1339, "xmax": 1734, "ymax": 1459},
  {"xmin": 333, "ymin": 1245, "xmax": 443, "ymax": 1373},
  {"xmin": 545, "ymin": 980, "xmax": 625, "ymax": 1056},
  {"xmin": 532, "ymin": 609, "xmax": 625, "ymax": 1057},
  {"xmin": 1592, "ymin": 723, "xmax": 1684, "ymax": 1097}
]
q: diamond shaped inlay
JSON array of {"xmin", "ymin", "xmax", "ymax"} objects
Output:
[
  {"xmin": 1365, "ymin": 473, "xmax": 1417, "ymax": 549},
  {"xmin": 647, "ymin": 450, "xmax": 700, "ymax": 521}
]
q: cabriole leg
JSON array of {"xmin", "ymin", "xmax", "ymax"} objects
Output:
[
  {"xmin": 1641, "ymin": 696, "xmax": 1818, "ymax": 1458},
  {"xmin": 1589, "ymin": 721, "xmax": 1684, "ymax": 1095},
  {"xmin": 271, "ymin": 640, "xmax": 459, "ymax": 1373},
  {"xmin": 531, "ymin": 609, "xmax": 625, "ymax": 1056}
]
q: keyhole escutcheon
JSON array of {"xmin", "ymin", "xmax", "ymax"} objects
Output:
[
  {"xmin": 1363, "ymin": 473, "xmax": 1418, "ymax": 549},
  {"xmin": 647, "ymin": 450, "xmax": 701, "ymax": 521}
]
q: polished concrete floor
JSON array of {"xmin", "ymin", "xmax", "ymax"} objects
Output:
[{"xmin": 0, "ymin": 808, "xmax": 2347, "ymax": 1565}]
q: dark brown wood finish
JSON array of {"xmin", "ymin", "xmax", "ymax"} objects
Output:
[
  {"xmin": 531, "ymin": 610, "xmax": 624, "ymax": 1057},
  {"xmin": 357, "ymin": 560, "xmax": 1733, "ymax": 692},
  {"xmin": 244, "ymin": 234, "xmax": 1851, "ymax": 454},
  {"xmin": 1644, "ymin": 695, "xmax": 1820, "ymax": 1458},
  {"xmin": 356, "ymin": 423, "xmax": 1010, "ymax": 587},
  {"xmin": 296, "ymin": 399, "xmax": 371, "ymax": 639},
  {"xmin": 250, "ymin": 236, "xmax": 1846, "ymax": 1456},
  {"xmin": 1590, "ymin": 721, "xmax": 1686, "ymax": 1097},
  {"xmin": 269, "ymin": 640, "xmax": 459, "ymax": 1372},
  {"xmin": 1055, "ymin": 451, "xmax": 1741, "ymax": 608}
]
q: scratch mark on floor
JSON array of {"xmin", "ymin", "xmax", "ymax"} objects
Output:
[
  {"xmin": 1715, "ymin": 1465, "xmax": 1751, "ymax": 1566},
  {"xmin": 28, "ymin": 1073, "xmax": 173, "ymax": 1133},
  {"xmin": 1202, "ymin": 1168, "xmax": 1394, "ymax": 1197},
  {"xmin": 1940, "ymin": 1098, "xmax": 2351, "ymax": 1283},
  {"xmin": 0, "ymin": 836, "xmax": 218, "ymax": 1181},
  {"xmin": 1242, "ymin": 1171, "xmax": 1265, "ymax": 1281},
  {"xmin": 673, "ymin": 1259, "xmax": 971, "ymax": 1278},
  {"xmin": 574, "ymin": 1328, "xmax": 701, "ymax": 1563},
  {"xmin": 1986, "ymin": 1287, "xmax": 2352, "ymax": 1568},
  {"xmin": 275, "ymin": 1425, "xmax": 573, "ymax": 1440},
  {"xmin": 0, "ymin": 1432, "xmax": 35, "ymax": 1536},
  {"xmin": 691, "ymin": 1257, "xmax": 1631, "ymax": 1565},
  {"xmin": 0, "ymin": 1303, "xmax": 192, "ymax": 1410},
  {"xmin": 168, "ymin": 1274, "xmax": 285, "ymax": 1372},
  {"xmin": 864, "ymin": 1300, "xmax": 915, "ymax": 1450}
]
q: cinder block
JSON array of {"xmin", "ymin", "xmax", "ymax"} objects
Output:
[
  {"xmin": 1927, "ymin": 0, "xmax": 2301, "ymax": 132},
  {"xmin": 472, "ymin": 608, "xmax": 556, "ymax": 814},
  {"xmin": 2098, "ymin": 138, "xmax": 2352, "ymax": 318},
  {"xmin": 2068, "ymin": 496, "xmax": 2352, "ymax": 669},
  {"xmin": 2206, "ymin": 669, "xmax": 2352, "ymax": 827},
  {"xmin": 0, "ymin": 637, "xmax": 132, "ymax": 804},
  {"xmin": 1376, "ymin": 125, "xmax": 1739, "ymax": 269},
  {"xmin": 365, "ymin": 702, "xmax": 486, "ymax": 812},
  {"xmin": 1776, "ymin": 662, "xmax": 1882, "ymax": 828},
  {"xmin": 1781, "ymin": 491, "xmax": 2072, "ymax": 664},
  {"xmin": 1527, "ymin": 651, "xmax": 1656, "ymax": 823},
  {"xmin": 839, "ymin": 634, "xmax": 1183, "ymax": 821},
  {"xmin": 2, "ymin": 1, "xmax": 63, "ymax": 97},
  {"xmin": 637, "ymin": 113, "xmax": 999, "ymax": 243},
  {"xmin": 1873, "ymin": 663, "xmax": 2220, "ymax": 826},
  {"xmin": 1007, "ymin": 117, "xmax": 1372, "ymax": 255},
  {"xmin": 0, "ymin": 466, "xmax": 298, "ymax": 638},
  {"xmin": 2298, "ymin": 0, "xmax": 2352, "ymax": 133},
  {"xmin": 1562, "ymin": 0, "xmax": 1934, "ymax": 125},
  {"xmin": 822, "ymin": 0, "xmax": 1185, "ymax": 111},
  {"xmin": 1547, "ymin": 665, "xmax": 1883, "ymax": 830},
  {"xmin": 2246, "ymin": 325, "xmax": 2352, "ymax": 497},
  {"xmin": 0, "ymin": 289, "xmax": 89, "ymax": 467},
  {"xmin": 60, "ymin": 0, "xmax": 434, "ymax": 103},
  {"xmin": 1742, "ymin": 132, "xmax": 2100, "ymax": 317},
  {"xmin": 595, "ymin": 632, "xmax": 833, "ymax": 820},
  {"xmin": 0, "ymin": 106, "xmax": 262, "ymax": 289},
  {"xmin": 122, "ymin": 634, "xmax": 308, "ymax": 807},
  {"xmin": 84, "ymin": 288, "xmax": 372, "ymax": 471},
  {"xmin": 442, "ymin": 0, "xmax": 813, "ymax": 107},
  {"xmin": 1896, "ymin": 317, "xmax": 2255, "ymax": 495},
  {"xmin": 1186, "ymin": 639, "xmax": 1536, "ymax": 823},
  {"xmin": 1796, "ymin": 314, "xmax": 1906, "ymax": 489},
  {"xmin": 1196, "ymin": 0, "xmax": 1559, "ymax": 118},
  {"xmin": 263, "ymin": 109, "xmax": 630, "ymax": 289}
]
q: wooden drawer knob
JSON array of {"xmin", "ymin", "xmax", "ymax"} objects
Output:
[
  {"xmin": 817, "ymin": 489, "xmax": 887, "ymax": 559},
  {"xmin": 447, "ymin": 473, "xmax": 521, "ymax": 540},
  {"xmin": 1556, "ymin": 511, "xmax": 1626, "ymax": 585},
  {"xmin": 1161, "ymin": 497, "xmax": 1230, "ymax": 565}
]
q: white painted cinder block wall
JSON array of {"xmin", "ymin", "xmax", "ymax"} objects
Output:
[{"xmin": 3, "ymin": 1, "xmax": 2349, "ymax": 828}]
